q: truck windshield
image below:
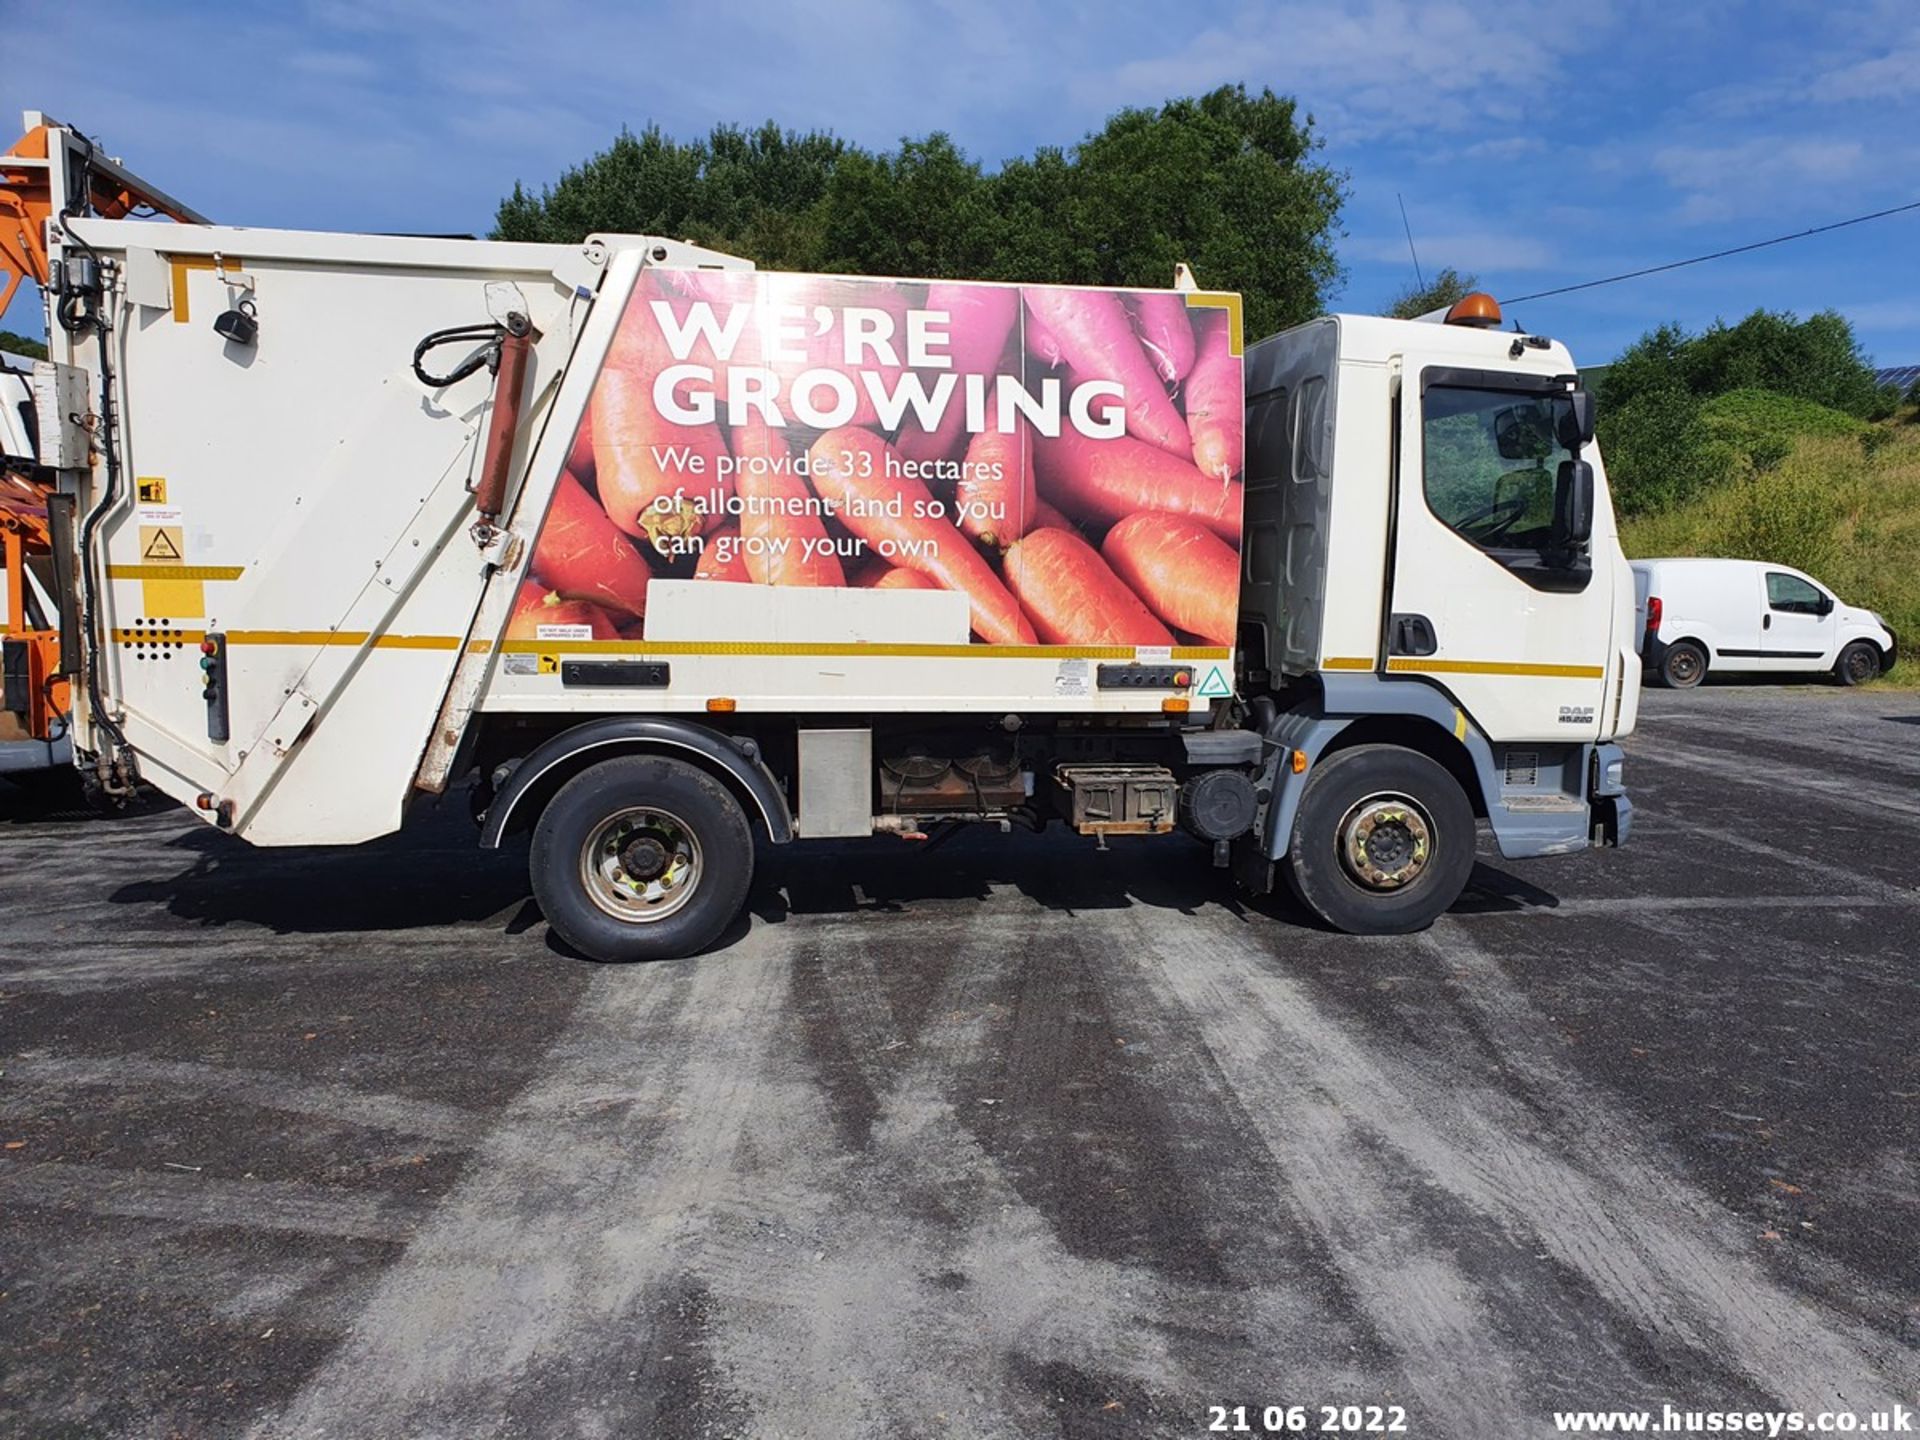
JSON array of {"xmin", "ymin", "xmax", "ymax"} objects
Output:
[{"xmin": 1422, "ymin": 385, "xmax": 1573, "ymax": 553}]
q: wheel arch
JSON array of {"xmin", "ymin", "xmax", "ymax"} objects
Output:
[
  {"xmin": 479, "ymin": 718, "xmax": 794, "ymax": 849},
  {"xmin": 1262, "ymin": 675, "xmax": 1501, "ymax": 862},
  {"xmin": 1316, "ymin": 714, "xmax": 1487, "ymax": 818}
]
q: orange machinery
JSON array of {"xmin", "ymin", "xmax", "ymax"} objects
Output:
[{"xmin": 1, "ymin": 455, "xmax": 68, "ymax": 757}]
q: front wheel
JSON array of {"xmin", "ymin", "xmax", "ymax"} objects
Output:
[
  {"xmin": 530, "ymin": 755, "xmax": 754, "ymax": 962},
  {"xmin": 1283, "ymin": 745, "xmax": 1477, "ymax": 935},
  {"xmin": 1834, "ymin": 641, "xmax": 1880, "ymax": 687}
]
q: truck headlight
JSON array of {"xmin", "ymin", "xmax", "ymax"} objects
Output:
[{"xmin": 1605, "ymin": 756, "xmax": 1625, "ymax": 791}]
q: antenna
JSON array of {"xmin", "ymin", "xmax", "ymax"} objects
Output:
[{"xmin": 1397, "ymin": 193, "xmax": 1424, "ymax": 289}]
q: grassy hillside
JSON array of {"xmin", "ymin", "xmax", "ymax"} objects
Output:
[{"xmin": 1620, "ymin": 411, "xmax": 1920, "ymax": 686}]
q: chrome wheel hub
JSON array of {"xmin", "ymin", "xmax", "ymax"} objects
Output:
[
  {"xmin": 580, "ymin": 807, "xmax": 702, "ymax": 923},
  {"xmin": 1337, "ymin": 793, "xmax": 1434, "ymax": 890}
]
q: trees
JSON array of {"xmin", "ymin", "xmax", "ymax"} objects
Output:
[
  {"xmin": 495, "ymin": 121, "xmax": 845, "ymax": 271},
  {"xmin": 0, "ymin": 329, "xmax": 46, "ymax": 360},
  {"xmin": 1594, "ymin": 309, "xmax": 1897, "ymax": 514},
  {"xmin": 494, "ymin": 86, "xmax": 1346, "ymax": 341},
  {"xmin": 1600, "ymin": 310, "xmax": 1892, "ymax": 421},
  {"xmin": 1385, "ymin": 267, "xmax": 1478, "ymax": 320}
]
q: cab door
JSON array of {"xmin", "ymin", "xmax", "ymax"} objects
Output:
[
  {"xmin": 1389, "ymin": 367, "xmax": 1613, "ymax": 739},
  {"xmin": 1761, "ymin": 569, "xmax": 1837, "ymax": 667}
]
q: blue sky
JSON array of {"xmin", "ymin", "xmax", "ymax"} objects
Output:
[{"xmin": 4, "ymin": 0, "xmax": 1917, "ymax": 367}]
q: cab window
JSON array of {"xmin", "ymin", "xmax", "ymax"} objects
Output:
[
  {"xmin": 1766, "ymin": 572, "xmax": 1825, "ymax": 614},
  {"xmin": 1423, "ymin": 386, "xmax": 1572, "ymax": 554}
]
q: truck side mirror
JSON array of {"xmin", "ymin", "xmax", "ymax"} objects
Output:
[
  {"xmin": 1817, "ymin": 593, "xmax": 1835, "ymax": 617},
  {"xmin": 1558, "ymin": 389, "xmax": 1596, "ymax": 449},
  {"xmin": 1553, "ymin": 460, "xmax": 1594, "ymax": 549}
]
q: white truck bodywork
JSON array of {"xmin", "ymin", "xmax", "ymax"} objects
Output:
[{"xmin": 28, "ymin": 112, "xmax": 1635, "ymax": 951}]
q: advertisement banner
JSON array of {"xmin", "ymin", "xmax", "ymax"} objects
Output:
[{"xmin": 517, "ymin": 269, "xmax": 1245, "ymax": 651}]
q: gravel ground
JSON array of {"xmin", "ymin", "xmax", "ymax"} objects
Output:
[{"xmin": 2, "ymin": 686, "xmax": 1916, "ymax": 1439}]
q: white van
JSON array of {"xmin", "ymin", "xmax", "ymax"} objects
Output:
[{"xmin": 1632, "ymin": 558, "xmax": 1897, "ymax": 688}]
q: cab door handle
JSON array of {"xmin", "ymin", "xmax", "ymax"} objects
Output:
[
  {"xmin": 1763, "ymin": 614, "xmax": 1772, "ymax": 630},
  {"xmin": 1389, "ymin": 613, "xmax": 1438, "ymax": 656}
]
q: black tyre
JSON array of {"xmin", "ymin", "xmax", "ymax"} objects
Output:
[
  {"xmin": 1834, "ymin": 641, "xmax": 1880, "ymax": 687},
  {"xmin": 1282, "ymin": 744, "xmax": 1477, "ymax": 936},
  {"xmin": 1657, "ymin": 639, "xmax": 1708, "ymax": 689},
  {"xmin": 530, "ymin": 755, "xmax": 753, "ymax": 962}
]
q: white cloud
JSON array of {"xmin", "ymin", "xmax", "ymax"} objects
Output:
[
  {"xmin": 1651, "ymin": 137, "xmax": 1871, "ymax": 224},
  {"xmin": 1818, "ymin": 28, "xmax": 1920, "ymax": 101},
  {"xmin": 1089, "ymin": 1, "xmax": 1608, "ymax": 141}
]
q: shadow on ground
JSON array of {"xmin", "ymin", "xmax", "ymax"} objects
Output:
[{"xmin": 79, "ymin": 784, "xmax": 1571, "ymax": 951}]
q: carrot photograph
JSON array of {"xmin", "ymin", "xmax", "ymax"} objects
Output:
[
  {"xmin": 1185, "ymin": 306, "xmax": 1244, "ymax": 483},
  {"xmin": 506, "ymin": 581, "xmax": 619, "ymax": 641},
  {"xmin": 1034, "ymin": 427, "xmax": 1243, "ymax": 541},
  {"xmin": 807, "ymin": 426, "xmax": 1036, "ymax": 645},
  {"xmin": 1126, "ymin": 292, "xmax": 1196, "ymax": 384},
  {"xmin": 729, "ymin": 418, "xmax": 846, "ymax": 587},
  {"xmin": 531, "ymin": 471, "xmax": 654, "ymax": 620},
  {"xmin": 894, "ymin": 282, "xmax": 1020, "ymax": 463},
  {"xmin": 1023, "ymin": 288, "xmax": 1189, "ymax": 458},
  {"xmin": 954, "ymin": 419, "xmax": 1035, "ymax": 552},
  {"xmin": 693, "ymin": 524, "xmax": 753, "ymax": 583},
  {"xmin": 593, "ymin": 342, "xmax": 733, "ymax": 546},
  {"xmin": 558, "ymin": 270, "xmax": 1243, "ymax": 654},
  {"xmin": 1003, "ymin": 528, "xmax": 1174, "ymax": 647},
  {"xmin": 679, "ymin": 272, "xmax": 914, "ymax": 430},
  {"xmin": 1101, "ymin": 512, "xmax": 1240, "ymax": 645}
]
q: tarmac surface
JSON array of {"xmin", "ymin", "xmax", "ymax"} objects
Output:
[{"xmin": 2, "ymin": 686, "xmax": 1916, "ymax": 1438}]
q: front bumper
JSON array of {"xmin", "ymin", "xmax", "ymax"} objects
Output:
[{"xmin": 1589, "ymin": 742, "xmax": 1631, "ymax": 847}]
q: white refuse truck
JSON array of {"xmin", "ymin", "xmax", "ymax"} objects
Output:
[{"xmin": 16, "ymin": 114, "xmax": 1637, "ymax": 959}]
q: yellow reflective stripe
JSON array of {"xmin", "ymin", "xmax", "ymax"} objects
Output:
[
  {"xmin": 111, "ymin": 629, "xmax": 460, "ymax": 650},
  {"xmin": 495, "ymin": 640, "xmax": 1234, "ymax": 660},
  {"xmin": 1184, "ymin": 291, "xmax": 1244, "ymax": 355},
  {"xmin": 1321, "ymin": 655, "xmax": 1375, "ymax": 670},
  {"xmin": 107, "ymin": 631, "xmax": 1232, "ymax": 662},
  {"xmin": 108, "ymin": 564, "xmax": 246, "ymax": 581},
  {"xmin": 1386, "ymin": 657, "xmax": 1606, "ymax": 679}
]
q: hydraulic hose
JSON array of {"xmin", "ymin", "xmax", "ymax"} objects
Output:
[{"xmin": 55, "ymin": 151, "xmax": 135, "ymax": 784}]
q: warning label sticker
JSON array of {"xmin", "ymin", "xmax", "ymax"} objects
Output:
[
  {"xmin": 136, "ymin": 476, "xmax": 168, "ymax": 505},
  {"xmin": 139, "ymin": 525, "xmax": 185, "ymax": 564},
  {"xmin": 502, "ymin": 653, "xmax": 539, "ymax": 676},
  {"xmin": 535, "ymin": 623, "xmax": 592, "ymax": 642},
  {"xmin": 1054, "ymin": 658, "xmax": 1089, "ymax": 698},
  {"xmin": 1196, "ymin": 665, "xmax": 1232, "ymax": 699}
]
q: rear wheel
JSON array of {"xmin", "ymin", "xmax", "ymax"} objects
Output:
[
  {"xmin": 1283, "ymin": 744, "xmax": 1477, "ymax": 935},
  {"xmin": 1657, "ymin": 640, "xmax": 1708, "ymax": 689},
  {"xmin": 530, "ymin": 755, "xmax": 753, "ymax": 962},
  {"xmin": 1834, "ymin": 641, "xmax": 1880, "ymax": 687}
]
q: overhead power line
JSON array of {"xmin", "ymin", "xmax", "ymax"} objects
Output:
[{"xmin": 1500, "ymin": 197, "xmax": 1920, "ymax": 306}]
